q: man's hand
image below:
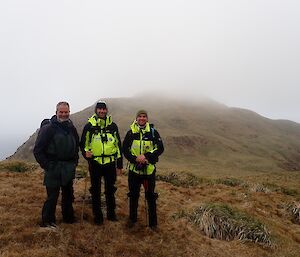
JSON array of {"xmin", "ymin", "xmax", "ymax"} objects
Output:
[
  {"xmin": 136, "ymin": 154, "xmax": 148, "ymax": 164},
  {"xmin": 85, "ymin": 151, "xmax": 93, "ymax": 158},
  {"xmin": 116, "ymin": 168, "xmax": 123, "ymax": 176}
]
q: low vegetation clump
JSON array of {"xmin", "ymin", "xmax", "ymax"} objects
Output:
[
  {"xmin": 280, "ymin": 187, "xmax": 298, "ymax": 197},
  {"xmin": 285, "ymin": 202, "xmax": 300, "ymax": 224},
  {"xmin": 156, "ymin": 171, "xmax": 205, "ymax": 187},
  {"xmin": 250, "ymin": 183, "xmax": 271, "ymax": 193},
  {"xmin": 174, "ymin": 203, "xmax": 272, "ymax": 246},
  {"xmin": 0, "ymin": 160, "xmax": 38, "ymax": 173},
  {"xmin": 75, "ymin": 164, "xmax": 89, "ymax": 179},
  {"xmin": 262, "ymin": 182, "xmax": 299, "ymax": 197},
  {"xmin": 215, "ymin": 177, "xmax": 245, "ymax": 187}
]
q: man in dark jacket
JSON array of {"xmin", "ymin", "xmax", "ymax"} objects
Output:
[
  {"xmin": 123, "ymin": 110, "xmax": 164, "ymax": 229},
  {"xmin": 34, "ymin": 101, "xmax": 79, "ymax": 229},
  {"xmin": 80, "ymin": 101, "xmax": 123, "ymax": 225}
]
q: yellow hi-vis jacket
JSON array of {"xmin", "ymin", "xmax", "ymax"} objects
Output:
[
  {"xmin": 83, "ymin": 114, "xmax": 121, "ymax": 165},
  {"xmin": 127, "ymin": 121, "xmax": 158, "ymax": 175}
]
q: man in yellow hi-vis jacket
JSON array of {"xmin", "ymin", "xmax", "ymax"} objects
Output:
[
  {"xmin": 123, "ymin": 110, "xmax": 164, "ymax": 229},
  {"xmin": 80, "ymin": 101, "xmax": 123, "ymax": 225}
]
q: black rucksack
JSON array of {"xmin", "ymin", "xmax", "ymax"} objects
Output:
[{"xmin": 40, "ymin": 118, "xmax": 51, "ymax": 128}]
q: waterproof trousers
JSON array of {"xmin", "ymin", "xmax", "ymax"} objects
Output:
[
  {"xmin": 88, "ymin": 161, "xmax": 117, "ymax": 222},
  {"xmin": 128, "ymin": 170, "xmax": 158, "ymax": 227},
  {"xmin": 42, "ymin": 180, "xmax": 74, "ymax": 224}
]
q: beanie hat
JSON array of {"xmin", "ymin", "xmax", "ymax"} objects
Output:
[
  {"xmin": 136, "ymin": 110, "xmax": 148, "ymax": 118},
  {"xmin": 95, "ymin": 101, "xmax": 107, "ymax": 110}
]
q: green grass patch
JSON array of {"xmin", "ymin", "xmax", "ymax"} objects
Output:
[
  {"xmin": 157, "ymin": 171, "xmax": 207, "ymax": 187},
  {"xmin": 280, "ymin": 187, "xmax": 298, "ymax": 197},
  {"xmin": 0, "ymin": 161, "xmax": 38, "ymax": 173},
  {"xmin": 215, "ymin": 177, "xmax": 244, "ymax": 187},
  {"xmin": 262, "ymin": 182, "xmax": 299, "ymax": 197}
]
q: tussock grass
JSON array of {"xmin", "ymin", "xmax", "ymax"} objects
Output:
[
  {"xmin": 250, "ymin": 184, "xmax": 271, "ymax": 193},
  {"xmin": 156, "ymin": 171, "xmax": 206, "ymax": 187},
  {"xmin": 0, "ymin": 160, "xmax": 38, "ymax": 173},
  {"xmin": 285, "ymin": 202, "xmax": 300, "ymax": 224},
  {"xmin": 252, "ymin": 182, "xmax": 299, "ymax": 197},
  {"xmin": 174, "ymin": 203, "xmax": 272, "ymax": 247}
]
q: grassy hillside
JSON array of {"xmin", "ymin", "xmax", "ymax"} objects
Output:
[
  {"xmin": 9, "ymin": 95, "xmax": 300, "ymax": 173},
  {"xmin": 0, "ymin": 160, "xmax": 299, "ymax": 257}
]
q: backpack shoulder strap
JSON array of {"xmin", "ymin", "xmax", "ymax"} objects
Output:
[{"xmin": 149, "ymin": 123, "xmax": 156, "ymax": 141}]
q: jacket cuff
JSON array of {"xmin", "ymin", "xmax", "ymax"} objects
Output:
[{"xmin": 144, "ymin": 153, "xmax": 158, "ymax": 164}]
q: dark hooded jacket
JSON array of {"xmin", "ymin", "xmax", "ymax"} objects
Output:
[{"xmin": 34, "ymin": 115, "xmax": 79, "ymax": 187}]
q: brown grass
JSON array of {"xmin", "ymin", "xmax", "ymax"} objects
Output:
[{"xmin": 0, "ymin": 162, "xmax": 300, "ymax": 257}]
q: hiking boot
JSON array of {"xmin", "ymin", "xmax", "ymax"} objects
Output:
[
  {"xmin": 107, "ymin": 212, "xmax": 118, "ymax": 222},
  {"xmin": 49, "ymin": 222, "xmax": 58, "ymax": 229},
  {"xmin": 94, "ymin": 217, "xmax": 103, "ymax": 226},
  {"xmin": 40, "ymin": 222, "xmax": 58, "ymax": 230},
  {"xmin": 126, "ymin": 219, "xmax": 136, "ymax": 228},
  {"xmin": 149, "ymin": 225, "xmax": 158, "ymax": 232},
  {"xmin": 107, "ymin": 215, "xmax": 118, "ymax": 222},
  {"xmin": 63, "ymin": 217, "xmax": 76, "ymax": 224}
]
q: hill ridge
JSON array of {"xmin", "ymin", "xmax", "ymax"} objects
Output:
[{"xmin": 10, "ymin": 96, "xmax": 300, "ymax": 173}]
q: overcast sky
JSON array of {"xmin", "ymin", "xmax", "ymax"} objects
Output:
[{"xmin": 1, "ymin": 0, "xmax": 300, "ymax": 159}]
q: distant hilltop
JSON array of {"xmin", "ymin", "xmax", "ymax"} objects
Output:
[{"xmin": 10, "ymin": 95, "xmax": 300, "ymax": 173}]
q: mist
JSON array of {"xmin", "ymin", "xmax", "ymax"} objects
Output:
[{"xmin": 1, "ymin": 0, "xmax": 300, "ymax": 159}]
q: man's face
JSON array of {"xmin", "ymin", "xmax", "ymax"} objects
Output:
[
  {"xmin": 56, "ymin": 105, "xmax": 70, "ymax": 122},
  {"xmin": 136, "ymin": 114, "xmax": 148, "ymax": 127},
  {"xmin": 96, "ymin": 108, "xmax": 108, "ymax": 119}
]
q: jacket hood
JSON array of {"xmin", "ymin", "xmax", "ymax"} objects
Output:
[
  {"xmin": 130, "ymin": 120, "xmax": 150, "ymax": 133},
  {"xmin": 88, "ymin": 114, "xmax": 113, "ymax": 127},
  {"xmin": 50, "ymin": 115, "xmax": 73, "ymax": 132}
]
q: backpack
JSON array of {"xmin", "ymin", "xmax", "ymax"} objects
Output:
[
  {"xmin": 40, "ymin": 118, "xmax": 51, "ymax": 128},
  {"xmin": 40, "ymin": 118, "xmax": 71, "ymax": 135}
]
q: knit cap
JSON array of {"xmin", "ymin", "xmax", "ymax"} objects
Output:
[{"xmin": 136, "ymin": 110, "xmax": 148, "ymax": 118}]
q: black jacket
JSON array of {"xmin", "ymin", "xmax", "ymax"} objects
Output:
[{"xmin": 34, "ymin": 115, "xmax": 79, "ymax": 187}]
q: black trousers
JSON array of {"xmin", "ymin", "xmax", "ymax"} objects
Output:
[
  {"xmin": 88, "ymin": 161, "xmax": 117, "ymax": 220},
  {"xmin": 42, "ymin": 181, "xmax": 74, "ymax": 224},
  {"xmin": 128, "ymin": 171, "xmax": 158, "ymax": 227}
]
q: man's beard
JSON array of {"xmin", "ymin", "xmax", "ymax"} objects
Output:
[{"xmin": 57, "ymin": 117, "xmax": 69, "ymax": 122}]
